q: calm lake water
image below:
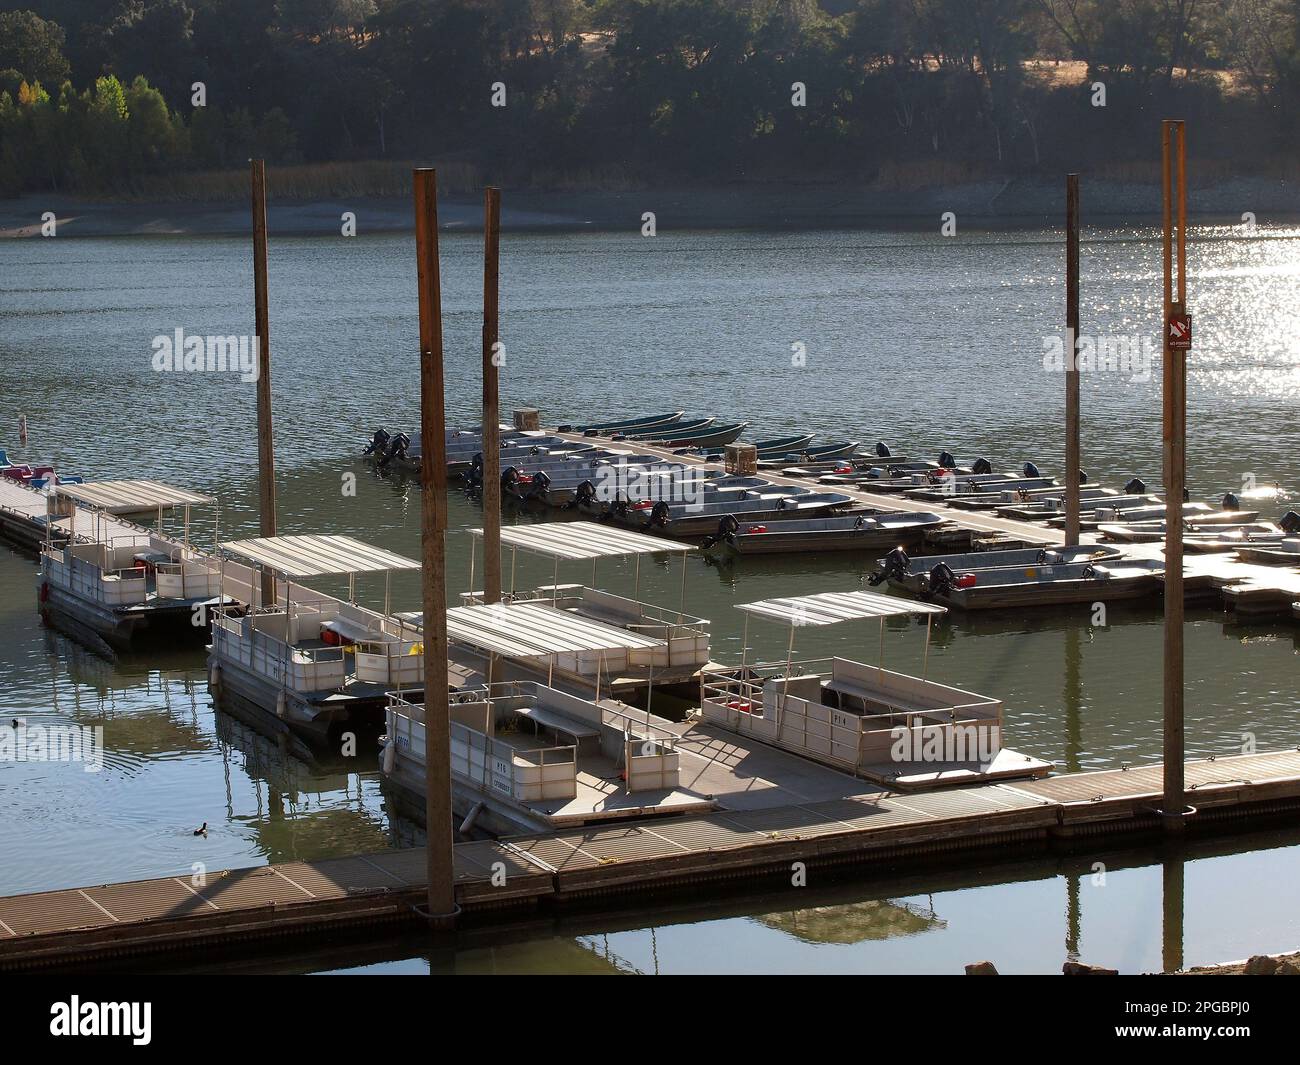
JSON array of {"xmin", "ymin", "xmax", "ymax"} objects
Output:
[{"xmin": 2, "ymin": 222, "xmax": 1299, "ymax": 973}]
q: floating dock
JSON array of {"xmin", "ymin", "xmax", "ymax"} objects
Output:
[{"xmin": 2, "ymin": 748, "xmax": 1298, "ymax": 970}]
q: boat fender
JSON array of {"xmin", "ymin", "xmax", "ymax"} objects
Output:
[
  {"xmin": 1124, "ymin": 477, "xmax": 1147, "ymax": 495},
  {"xmin": 275, "ymin": 691, "xmax": 287, "ymax": 719},
  {"xmin": 875, "ymin": 441, "xmax": 891, "ymax": 458},
  {"xmin": 938, "ymin": 451, "xmax": 956, "ymax": 469},
  {"xmin": 972, "ymin": 457, "xmax": 992, "ymax": 475},
  {"xmin": 39, "ymin": 581, "xmax": 49, "ymax": 603},
  {"xmin": 748, "ymin": 525, "xmax": 768, "ymax": 534},
  {"xmin": 1222, "ymin": 492, "xmax": 1240, "ymax": 511},
  {"xmin": 382, "ymin": 739, "xmax": 396, "ymax": 774},
  {"xmin": 209, "ymin": 661, "xmax": 222, "ymax": 695},
  {"xmin": 1023, "ymin": 461, "xmax": 1041, "ymax": 479},
  {"xmin": 1281, "ymin": 511, "xmax": 1300, "ymax": 535}
]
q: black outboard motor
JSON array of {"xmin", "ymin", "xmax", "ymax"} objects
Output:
[
  {"xmin": 1281, "ymin": 511, "xmax": 1300, "ymax": 535},
  {"xmin": 1183, "ymin": 487, "xmax": 1190, "ymax": 502},
  {"xmin": 868, "ymin": 546, "xmax": 910, "ymax": 586},
  {"xmin": 938, "ymin": 451, "xmax": 957, "ymax": 469},
  {"xmin": 1036, "ymin": 547, "xmax": 1061, "ymax": 564},
  {"xmin": 556, "ymin": 423, "xmax": 574, "ymax": 433},
  {"xmin": 1222, "ymin": 492, "xmax": 1240, "ymax": 511},
  {"xmin": 643, "ymin": 500, "xmax": 671, "ymax": 529},
  {"xmin": 500, "ymin": 466, "xmax": 520, "ymax": 492},
  {"xmin": 1023, "ymin": 461, "xmax": 1041, "ymax": 479},
  {"xmin": 927, "ymin": 562, "xmax": 957, "ymax": 597},
  {"xmin": 363, "ymin": 428, "xmax": 391, "ymax": 456},
  {"xmin": 875, "ymin": 441, "xmax": 891, "ymax": 458},
  {"xmin": 972, "ymin": 457, "xmax": 992, "ymax": 475},
  {"xmin": 378, "ymin": 432, "xmax": 409, "ymax": 469},
  {"xmin": 1079, "ymin": 469, "xmax": 1089, "ymax": 484},
  {"xmin": 526, "ymin": 470, "xmax": 551, "ymax": 500},
  {"xmin": 1124, "ymin": 477, "xmax": 1147, "ymax": 495},
  {"xmin": 566, "ymin": 479, "xmax": 597, "ymax": 510},
  {"xmin": 701, "ymin": 514, "xmax": 740, "ymax": 550},
  {"xmin": 583, "ymin": 429, "xmax": 601, "ymax": 437}
]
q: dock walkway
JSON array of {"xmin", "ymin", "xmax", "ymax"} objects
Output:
[{"xmin": 3, "ymin": 748, "xmax": 1298, "ymax": 970}]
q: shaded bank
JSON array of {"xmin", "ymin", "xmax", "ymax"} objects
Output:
[{"xmin": 4, "ymin": 176, "xmax": 1300, "ymax": 238}]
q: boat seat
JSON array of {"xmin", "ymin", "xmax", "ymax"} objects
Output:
[
  {"xmin": 322, "ymin": 616, "xmax": 382, "ymax": 644},
  {"xmin": 514, "ymin": 704, "xmax": 600, "ymax": 753}
]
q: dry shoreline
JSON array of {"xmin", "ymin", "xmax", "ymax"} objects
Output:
[{"xmin": 3, "ymin": 176, "xmax": 1299, "ymax": 238}]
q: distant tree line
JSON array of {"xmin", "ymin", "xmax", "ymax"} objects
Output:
[{"xmin": 2, "ymin": 0, "xmax": 1298, "ymax": 197}]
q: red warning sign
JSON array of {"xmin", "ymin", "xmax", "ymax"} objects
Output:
[{"xmin": 1167, "ymin": 312, "xmax": 1191, "ymax": 350}]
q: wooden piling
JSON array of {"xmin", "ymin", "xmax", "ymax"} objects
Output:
[
  {"xmin": 481, "ymin": 187, "xmax": 503, "ymax": 605},
  {"xmin": 1064, "ymin": 174, "xmax": 1081, "ymax": 547},
  {"xmin": 250, "ymin": 159, "xmax": 277, "ymax": 606},
  {"xmin": 1161, "ymin": 120, "xmax": 1188, "ymax": 833},
  {"xmin": 413, "ymin": 168, "xmax": 456, "ymax": 923}
]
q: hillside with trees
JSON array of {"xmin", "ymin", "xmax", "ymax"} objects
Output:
[{"xmin": 1, "ymin": 1, "xmax": 1298, "ymax": 198}]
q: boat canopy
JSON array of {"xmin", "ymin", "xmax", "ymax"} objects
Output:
[
  {"xmin": 737, "ymin": 589, "xmax": 946, "ymax": 627},
  {"xmin": 470, "ymin": 520, "xmax": 694, "ymax": 561},
  {"xmin": 219, "ymin": 534, "xmax": 419, "ymax": 577},
  {"xmin": 55, "ymin": 479, "xmax": 214, "ymax": 510},
  {"xmin": 445, "ymin": 601, "xmax": 665, "ymax": 658}
]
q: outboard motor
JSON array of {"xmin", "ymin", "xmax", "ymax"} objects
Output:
[
  {"xmin": 566, "ymin": 479, "xmax": 597, "ymax": 510},
  {"xmin": 556, "ymin": 423, "xmax": 574, "ymax": 433},
  {"xmin": 1023, "ymin": 461, "xmax": 1041, "ymax": 479},
  {"xmin": 1124, "ymin": 477, "xmax": 1147, "ymax": 495},
  {"xmin": 938, "ymin": 451, "xmax": 957, "ymax": 469},
  {"xmin": 1035, "ymin": 548, "xmax": 1061, "ymax": 564},
  {"xmin": 1280, "ymin": 511, "xmax": 1300, "ymax": 535},
  {"xmin": 853, "ymin": 514, "xmax": 868, "ymax": 529},
  {"xmin": 643, "ymin": 500, "xmax": 671, "ymax": 530},
  {"xmin": 1079, "ymin": 469, "xmax": 1089, "ymax": 484},
  {"xmin": 501, "ymin": 466, "xmax": 520, "ymax": 492},
  {"xmin": 1222, "ymin": 492, "xmax": 1240, "ymax": 511},
  {"xmin": 868, "ymin": 546, "xmax": 910, "ymax": 586},
  {"xmin": 363, "ymin": 428, "xmax": 391, "ymax": 456},
  {"xmin": 701, "ymin": 514, "xmax": 740, "ymax": 550},
  {"xmin": 526, "ymin": 470, "xmax": 551, "ymax": 500},
  {"xmin": 875, "ymin": 441, "xmax": 891, "ymax": 458},
  {"xmin": 1183, "ymin": 487, "xmax": 1190, "ymax": 502},
  {"xmin": 378, "ymin": 432, "xmax": 409, "ymax": 469},
  {"xmin": 972, "ymin": 457, "xmax": 992, "ymax": 475},
  {"xmin": 927, "ymin": 562, "xmax": 957, "ymax": 597}
]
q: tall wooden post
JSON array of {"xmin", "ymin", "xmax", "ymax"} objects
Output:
[
  {"xmin": 1064, "ymin": 174, "xmax": 1081, "ymax": 546},
  {"xmin": 414, "ymin": 168, "xmax": 457, "ymax": 924},
  {"xmin": 250, "ymin": 159, "xmax": 277, "ymax": 606},
  {"xmin": 1161, "ymin": 120, "xmax": 1188, "ymax": 834},
  {"xmin": 481, "ymin": 187, "xmax": 503, "ymax": 605}
]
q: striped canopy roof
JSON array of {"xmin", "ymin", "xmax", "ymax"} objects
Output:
[
  {"xmin": 219, "ymin": 534, "xmax": 419, "ymax": 577},
  {"xmin": 470, "ymin": 521, "xmax": 692, "ymax": 560},
  {"xmin": 736, "ymin": 590, "xmax": 946, "ymax": 627},
  {"xmin": 56, "ymin": 479, "xmax": 213, "ymax": 510},
  {"xmin": 443, "ymin": 602, "xmax": 665, "ymax": 658}
]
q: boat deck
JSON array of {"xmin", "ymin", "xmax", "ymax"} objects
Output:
[{"xmin": 4, "ymin": 747, "xmax": 1299, "ymax": 970}]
